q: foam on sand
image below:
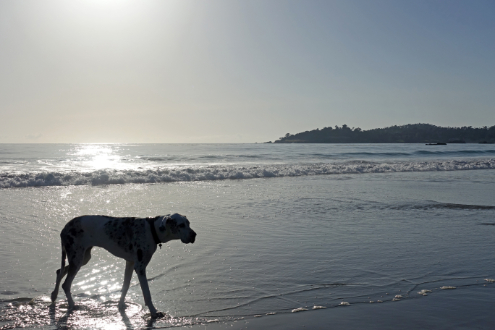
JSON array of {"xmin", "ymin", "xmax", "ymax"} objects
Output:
[
  {"xmin": 178, "ymin": 285, "xmax": 495, "ymax": 330},
  {"xmin": 291, "ymin": 307, "xmax": 308, "ymax": 313},
  {"xmin": 312, "ymin": 305, "xmax": 326, "ymax": 310}
]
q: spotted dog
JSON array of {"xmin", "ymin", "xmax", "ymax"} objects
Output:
[{"xmin": 50, "ymin": 213, "xmax": 196, "ymax": 318}]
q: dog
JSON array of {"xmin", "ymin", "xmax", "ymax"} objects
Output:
[{"xmin": 50, "ymin": 213, "xmax": 196, "ymax": 318}]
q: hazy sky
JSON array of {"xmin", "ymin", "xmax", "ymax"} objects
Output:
[{"xmin": 1, "ymin": 0, "xmax": 494, "ymax": 143}]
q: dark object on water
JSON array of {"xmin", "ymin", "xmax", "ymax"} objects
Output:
[{"xmin": 425, "ymin": 143, "xmax": 447, "ymax": 145}]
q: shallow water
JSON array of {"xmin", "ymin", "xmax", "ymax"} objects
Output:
[{"xmin": 1, "ymin": 166, "xmax": 495, "ymax": 329}]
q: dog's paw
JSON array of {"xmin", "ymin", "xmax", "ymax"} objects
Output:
[
  {"xmin": 118, "ymin": 302, "xmax": 127, "ymax": 310},
  {"xmin": 151, "ymin": 311, "xmax": 165, "ymax": 319},
  {"xmin": 65, "ymin": 305, "xmax": 79, "ymax": 313}
]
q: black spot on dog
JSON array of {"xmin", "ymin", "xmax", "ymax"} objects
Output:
[
  {"xmin": 104, "ymin": 217, "xmax": 147, "ymax": 252},
  {"xmin": 62, "ymin": 217, "xmax": 84, "ymax": 243},
  {"xmin": 137, "ymin": 249, "xmax": 143, "ymax": 262}
]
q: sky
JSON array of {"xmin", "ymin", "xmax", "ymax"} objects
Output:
[{"xmin": 1, "ymin": 0, "xmax": 494, "ymax": 143}]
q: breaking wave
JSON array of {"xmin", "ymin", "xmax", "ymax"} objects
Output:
[{"xmin": 1, "ymin": 158, "xmax": 495, "ymax": 188}]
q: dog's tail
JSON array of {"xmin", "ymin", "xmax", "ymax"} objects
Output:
[
  {"xmin": 51, "ymin": 242, "xmax": 67, "ymax": 303},
  {"xmin": 59, "ymin": 243, "xmax": 67, "ymax": 275}
]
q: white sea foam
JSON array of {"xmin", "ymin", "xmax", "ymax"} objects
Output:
[
  {"xmin": 312, "ymin": 305, "xmax": 326, "ymax": 309},
  {"xmin": 2, "ymin": 158, "xmax": 495, "ymax": 188},
  {"xmin": 291, "ymin": 307, "xmax": 308, "ymax": 313}
]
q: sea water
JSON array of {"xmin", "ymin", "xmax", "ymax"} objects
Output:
[{"xmin": 0, "ymin": 144, "xmax": 494, "ymax": 329}]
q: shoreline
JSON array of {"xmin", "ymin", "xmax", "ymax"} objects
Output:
[{"xmin": 177, "ymin": 285, "xmax": 495, "ymax": 330}]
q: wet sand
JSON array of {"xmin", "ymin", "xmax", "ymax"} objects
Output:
[{"xmin": 178, "ymin": 285, "xmax": 495, "ymax": 330}]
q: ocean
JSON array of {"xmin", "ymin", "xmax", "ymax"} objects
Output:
[{"xmin": 0, "ymin": 143, "xmax": 494, "ymax": 329}]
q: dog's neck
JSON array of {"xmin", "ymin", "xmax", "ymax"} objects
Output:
[{"xmin": 146, "ymin": 218, "xmax": 162, "ymax": 248}]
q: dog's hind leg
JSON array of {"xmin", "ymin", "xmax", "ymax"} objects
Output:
[
  {"xmin": 61, "ymin": 248, "xmax": 86, "ymax": 310},
  {"xmin": 51, "ymin": 243, "xmax": 68, "ymax": 303},
  {"xmin": 118, "ymin": 260, "xmax": 134, "ymax": 310}
]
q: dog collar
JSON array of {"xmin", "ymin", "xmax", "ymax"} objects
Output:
[{"xmin": 147, "ymin": 218, "xmax": 162, "ymax": 249}]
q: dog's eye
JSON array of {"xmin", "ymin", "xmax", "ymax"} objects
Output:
[{"xmin": 179, "ymin": 224, "xmax": 186, "ymax": 229}]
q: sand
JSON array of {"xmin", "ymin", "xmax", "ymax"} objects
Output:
[{"xmin": 177, "ymin": 285, "xmax": 495, "ymax": 330}]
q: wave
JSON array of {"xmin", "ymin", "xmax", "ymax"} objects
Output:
[
  {"xmin": 1, "ymin": 158, "xmax": 495, "ymax": 188},
  {"xmin": 288, "ymin": 149, "xmax": 495, "ymax": 159},
  {"xmin": 389, "ymin": 201, "xmax": 495, "ymax": 211},
  {"xmin": 338, "ymin": 149, "xmax": 495, "ymax": 158},
  {"xmin": 415, "ymin": 149, "xmax": 495, "ymax": 156},
  {"xmin": 340, "ymin": 152, "xmax": 412, "ymax": 157},
  {"xmin": 135, "ymin": 149, "xmax": 495, "ymax": 163}
]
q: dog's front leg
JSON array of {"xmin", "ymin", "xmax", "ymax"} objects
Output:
[
  {"xmin": 118, "ymin": 260, "xmax": 134, "ymax": 310},
  {"xmin": 135, "ymin": 266, "xmax": 164, "ymax": 318}
]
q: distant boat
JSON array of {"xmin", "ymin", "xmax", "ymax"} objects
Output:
[{"xmin": 425, "ymin": 142, "xmax": 447, "ymax": 145}]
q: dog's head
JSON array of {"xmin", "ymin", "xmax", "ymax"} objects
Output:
[{"xmin": 159, "ymin": 213, "xmax": 196, "ymax": 244}]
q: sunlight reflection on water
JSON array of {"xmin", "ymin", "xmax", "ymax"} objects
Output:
[
  {"xmin": 71, "ymin": 262, "xmax": 122, "ymax": 297},
  {"xmin": 0, "ymin": 296, "xmax": 203, "ymax": 330},
  {"xmin": 71, "ymin": 144, "xmax": 124, "ymax": 170}
]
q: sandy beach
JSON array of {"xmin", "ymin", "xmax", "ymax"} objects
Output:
[{"xmin": 179, "ymin": 284, "xmax": 495, "ymax": 330}]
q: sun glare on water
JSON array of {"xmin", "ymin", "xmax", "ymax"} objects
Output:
[{"xmin": 73, "ymin": 144, "xmax": 124, "ymax": 170}]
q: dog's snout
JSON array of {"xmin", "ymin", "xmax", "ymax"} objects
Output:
[{"xmin": 190, "ymin": 230, "xmax": 196, "ymax": 244}]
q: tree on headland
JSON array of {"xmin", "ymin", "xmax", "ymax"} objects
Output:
[{"xmin": 272, "ymin": 124, "xmax": 495, "ymax": 143}]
